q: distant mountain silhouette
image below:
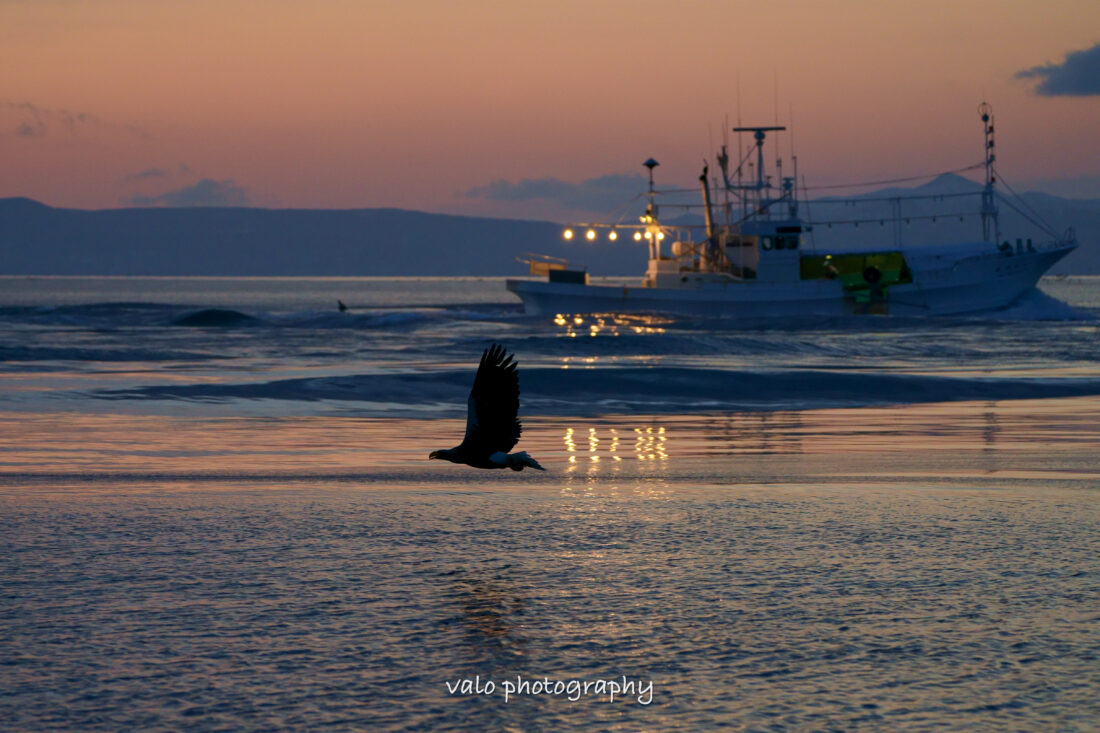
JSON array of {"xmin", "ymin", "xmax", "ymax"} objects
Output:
[
  {"xmin": 1, "ymin": 181, "xmax": 1096, "ymax": 275},
  {"xmin": 0, "ymin": 201, "xmax": 615, "ymax": 276},
  {"xmin": 840, "ymin": 172, "xmax": 985, "ymax": 200}
]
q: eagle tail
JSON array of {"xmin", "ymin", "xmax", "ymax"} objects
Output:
[{"xmin": 508, "ymin": 451, "xmax": 545, "ymax": 471}]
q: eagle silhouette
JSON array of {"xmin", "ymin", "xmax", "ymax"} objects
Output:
[{"xmin": 429, "ymin": 344, "xmax": 544, "ymax": 471}]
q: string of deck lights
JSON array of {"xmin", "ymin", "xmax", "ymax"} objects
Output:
[
  {"xmin": 562, "ymin": 227, "xmax": 666, "ymax": 242},
  {"xmin": 562, "ymin": 212, "xmax": 986, "ymax": 241}
]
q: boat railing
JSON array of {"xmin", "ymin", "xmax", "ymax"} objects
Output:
[{"xmin": 516, "ymin": 253, "xmax": 575, "ymax": 277}]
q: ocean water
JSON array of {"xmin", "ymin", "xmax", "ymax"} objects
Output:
[{"xmin": 2, "ymin": 276, "xmax": 1099, "ymax": 730}]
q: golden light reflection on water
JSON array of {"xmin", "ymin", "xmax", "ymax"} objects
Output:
[
  {"xmin": 559, "ymin": 479, "xmax": 674, "ymax": 502},
  {"xmin": 561, "ymin": 423, "xmax": 668, "ymax": 472},
  {"xmin": 545, "ymin": 397, "xmax": 1100, "ymax": 488},
  {"xmin": 552, "ymin": 313, "xmax": 671, "ymax": 338},
  {"xmin": 557, "ymin": 422, "xmax": 677, "ymax": 500}
]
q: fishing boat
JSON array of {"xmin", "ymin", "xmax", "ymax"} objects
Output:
[{"xmin": 506, "ymin": 104, "xmax": 1076, "ymax": 318}]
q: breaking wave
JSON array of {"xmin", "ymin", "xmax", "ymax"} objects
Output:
[
  {"xmin": 90, "ymin": 366, "xmax": 1100, "ymax": 417},
  {"xmin": 0, "ymin": 302, "xmax": 522, "ymax": 331},
  {"xmin": 172, "ymin": 308, "xmax": 260, "ymax": 327},
  {"xmin": 0, "ymin": 345, "xmax": 214, "ymax": 363}
]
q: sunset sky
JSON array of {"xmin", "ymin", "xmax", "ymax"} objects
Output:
[{"xmin": 2, "ymin": 0, "xmax": 1099, "ymax": 220}]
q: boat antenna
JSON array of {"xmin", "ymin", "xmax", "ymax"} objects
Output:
[
  {"xmin": 773, "ymin": 80, "xmax": 781, "ymax": 210},
  {"xmin": 773, "ymin": 73, "xmax": 779, "ymax": 127},
  {"xmin": 790, "ymin": 103, "xmax": 798, "ymax": 213},
  {"xmin": 736, "ymin": 74, "xmax": 744, "ymax": 216},
  {"xmin": 788, "ymin": 104, "xmax": 795, "ymax": 161}
]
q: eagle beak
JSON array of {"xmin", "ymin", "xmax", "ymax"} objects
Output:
[{"xmin": 428, "ymin": 451, "xmax": 440, "ymax": 460}]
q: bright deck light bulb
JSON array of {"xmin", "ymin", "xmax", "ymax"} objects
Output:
[
  {"xmin": 586, "ymin": 229, "xmax": 597, "ymax": 241},
  {"xmin": 563, "ymin": 229, "xmax": 574, "ymax": 240}
]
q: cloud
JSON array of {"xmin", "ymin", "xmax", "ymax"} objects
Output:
[
  {"xmin": 125, "ymin": 167, "xmax": 171, "ymax": 182},
  {"xmin": 126, "ymin": 178, "xmax": 250, "ymax": 207},
  {"xmin": 2, "ymin": 100, "xmax": 150, "ymax": 139},
  {"xmin": 464, "ymin": 173, "xmax": 648, "ymax": 213},
  {"xmin": 4, "ymin": 101, "xmax": 90, "ymax": 137},
  {"xmin": 1016, "ymin": 42, "xmax": 1100, "ymax": 96},
  {"xmin": 15, "ymin": 120, "xmax": 45, "ymax": 137}
]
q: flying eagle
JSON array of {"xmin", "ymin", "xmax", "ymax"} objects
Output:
[{"xmin": 429, "ymin": 344, "xmax": 544, "ymax": 471}]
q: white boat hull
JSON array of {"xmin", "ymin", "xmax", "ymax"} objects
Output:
[{"xmin": 507, "ymin": 244, "xmax": 1074, "ymax": 318}]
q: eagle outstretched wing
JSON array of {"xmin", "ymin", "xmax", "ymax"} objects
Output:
[{"xmin": 461, "ymin": 343, "xmax": 522, "ymax": 454}]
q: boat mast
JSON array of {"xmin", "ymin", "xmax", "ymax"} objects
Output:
[
  {"xmin": 732, "ymin": 126, "xmax": 785, "ymax": 216},
  {"xmin": 643, "ymin": 158, "xmax": 660, "ymax": 259},
  {"xmin": 979, "ymin": 102, "xmax": 1000, "ymax": 244},
  {"xmin": 699, "ymin": 164, "xmax": 715, "ymax": 239}
]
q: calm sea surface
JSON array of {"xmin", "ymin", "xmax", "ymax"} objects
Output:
[{"xmin": 2, "ymin": 276, "xmax": 1099, "ymax": 730}]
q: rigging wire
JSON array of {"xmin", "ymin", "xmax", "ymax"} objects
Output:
[
  {"xmin": 657, "ymin": 163, "xmax": 985, "ymax": 200},
  {"xmin": 994, "ymin": 193, "xmax": 1058, "ymax": 239},
  {"xmin": 573, "ymin": 149, "xmax": 1067, "ymax": 246},
  {"xmin": 658, "ymin": 189, "xmax": 976, "ymax": 210},
  {"xmin": 799, "ymin": 163, "xmax": 985, "ymax": 191},
  {"xmin": 806, "ymin": 211, "xmax": 979, "ymax": 227},
  {"xmin": 991, "ymin": 167, "xmax": 1058, "ymax": 238},
  {"xmin": 810, "ymin": 191, "xmax": 979, "ymax": 205}
]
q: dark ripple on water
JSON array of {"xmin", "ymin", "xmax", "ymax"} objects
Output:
[{"xmin": 2, "ymin": 485, "xmax": 1099, "ymax": 730}]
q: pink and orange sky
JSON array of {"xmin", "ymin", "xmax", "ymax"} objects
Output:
[{"xmin": 2, "ymin": 0, "xmax": 1099, "ymax": 220}]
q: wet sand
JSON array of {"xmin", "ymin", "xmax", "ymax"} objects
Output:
[{"xmin": 3, "ymin": 397, "xmax": 1099, "ymax": 491}]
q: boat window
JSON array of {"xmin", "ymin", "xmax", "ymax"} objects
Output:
[
  {"xmin": 771, "ymin": 234, "xmax": 797, "ymax": 250},
  {"xmin": 761, "ymin": 236, "xmax": 773, "ymax": 251}
]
